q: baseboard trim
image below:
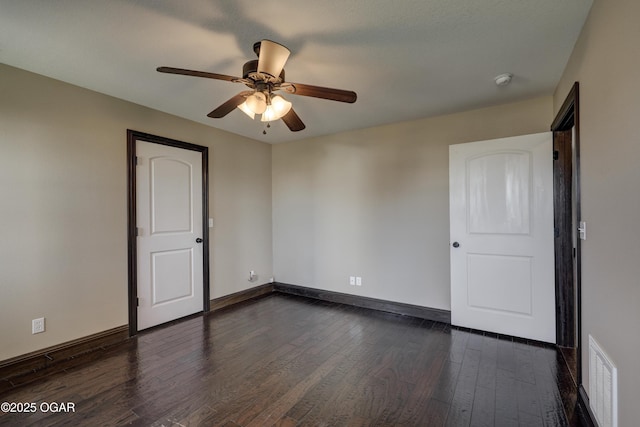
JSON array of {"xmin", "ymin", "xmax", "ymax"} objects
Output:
[
  {"xmin": 273, "ymin": 282, "xmax": 451, "ymax": 323},
  {"xmin": 210, "ymin": 283, "xmax": 275, "ymax": 312},
  {"xmin": 0, "ymin": 325, "xmax": 129, "ymax": 386},
  {"xmin": 576, "ymin": 385, "xmax": 598, "ymax": 427}
]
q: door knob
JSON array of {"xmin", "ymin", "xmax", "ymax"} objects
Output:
[
  {"xmin": 452, "ymin": 242, "xmax": 460, "ymax": 248},
  {"xmin": 196, "ymin": 238, "xmax": 203, "ymax": 243}
]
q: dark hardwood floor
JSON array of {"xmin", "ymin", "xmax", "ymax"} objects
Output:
[{"xmin": 0, "ymin": 294, "xmax": 580, "ymax": 426}]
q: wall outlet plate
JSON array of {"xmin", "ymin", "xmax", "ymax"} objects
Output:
[
  {"xmin": 356, "ymin": 277, "xmax": 362, "ymax": 286},
  {"xmin": 32, "ymin": 317, "xmax": 45, "ymax": 334},
  {"xmin": 349, "ymin": 276, "xmax": 356, "ymax": 286}
]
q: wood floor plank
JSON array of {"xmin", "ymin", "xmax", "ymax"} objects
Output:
[
  {"xmin": 496, "ymin": 336, "xmax": 517, "ymax": 373},
  {"xmin": 476, "ymin": 335, "xmax": 498, "ymax": 390},
  {"xmin": 445, "ymin": 346, "xmax": 481, "ymax": 426},
  {"xmin": 514, "ymin": 341, "xmax": 538, "ymax": 385},
  {"xmin": 283, "ymin": 338, "xmax": 375, "ymax": 422},
  {"xmin": 532, "ymin": 347, "xmax": 571, "ymax": 427},
  {"xmin": 517, "ymin": 377, "xmax": 542, "ymax": 418},
  {"xmin": 395, "ymin": 349, "xmax": 446, "ymax": 425},
  {"xmin": 292, "ymin": 320, "xmax": 410, "ymax": 425},
  {"xmin": 494, "ymin": 368, "xmax": 519, "ymax": 424},
  {"xmin": 244, "ymin": 348, "xmax": 352, "ymax": 427},
  {"xmin": 470, "ymin": 385, "xmax": 495, "ymax": 427},
  {"xmin": 426, "ymin": 359, "xmax": 462, "ymax": 406},
  {"xmin": 211, "ymin": 305, "xmax": 363, "ymax": 424},
  {"xmin": 271, "ymin": 415, "xmax": 298, "ymax": 427}
]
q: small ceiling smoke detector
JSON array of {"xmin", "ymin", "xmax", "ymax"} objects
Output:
[{"xmin": 494, "ymin": 73, "xmax": 513, "ymax": 86}]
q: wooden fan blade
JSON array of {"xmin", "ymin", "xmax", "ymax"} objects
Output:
[
  {"xmin": 207, "ymin": 91, "xmax": 252, "ymax": 118},
  {"xmin": 281, "ymin": 108, "xmax": 306, "ymax": 132},
  {"xmin": 285, "ymin": 83, "xmax": 357, "ymax": 103},
  {"xmin": 157, "ymin": 66, "xmax": 240, "ymax": 82}
]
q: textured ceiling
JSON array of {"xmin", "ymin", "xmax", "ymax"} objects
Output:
[{"xmin": 0, "ymin": 0, "xmax": 592, "ymax": 143}]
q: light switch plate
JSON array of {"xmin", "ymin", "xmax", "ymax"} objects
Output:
[{"xmin": 578, "ymin": 221, "xmax": 587, "ymax": 240}]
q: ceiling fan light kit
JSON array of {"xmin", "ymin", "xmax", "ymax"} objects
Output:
[
  {"xmin": 237, "ymin": 101, "xmax": 256, "ymax": 119},
  {"xmin": 261, "ymin": 95, "xmax": 292, "ymax": 122},
  {"xmin": 245, "ymin": 91, "xmax": 267, "ymax": 115},
  {"xmin": 157, "ymin": 39, "xmax": 357, "ymax": 133}
]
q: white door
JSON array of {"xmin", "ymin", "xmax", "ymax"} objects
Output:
[
  {"xmin": 136, "ymin": 141, "xmax": 204, "ymax": 330},
  {"xmin": 449, "ymin": 132, "xmax": 555, "ymax": 343}
]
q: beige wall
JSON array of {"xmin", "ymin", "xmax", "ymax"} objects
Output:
[
  {"xmin": 273, "ymin": 96, "xmax": 552, "ymax": 309},
  {"xmin": 554, "ymin": 0, "xmax": 640, "ymax": 424},
  {"xmin": 0, "ymin": 64, "xmax": 273, "ymax": 361}
]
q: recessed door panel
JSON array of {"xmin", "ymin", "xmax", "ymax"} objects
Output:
[
  {"xmin": 467, "ymin": 253, "xmax": 532, "ymax": 315},
  {"xmin": 151, "ymin": 249, "xmax": 193, "ymax": 305},
  {"xmin": 467, "ymin": 152, "xmax": 531, "ymax": 235},
  {"xmin": 151, "ymin": 158, "xmax": 193, "ymax": 234}
]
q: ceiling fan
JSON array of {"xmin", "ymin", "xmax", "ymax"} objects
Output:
[{"xmin": 157, "ymin": 40, "xmax": 357, "ymax": 132}]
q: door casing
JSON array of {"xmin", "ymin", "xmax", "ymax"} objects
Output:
[
  {"xmin": 551, "ymin": 83, "xmax": 581, "ymax": 371},
  {"xmin": 127, "ymin": 130, "xmax": 210, "ymax": 336}
]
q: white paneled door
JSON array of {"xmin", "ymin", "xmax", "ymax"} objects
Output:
[
  {"xmin": 136, "ymin": 141, "xmax": 204, "ymax": 330},
  {"xmin": 449, "ymin": 133, "xmax": 555, "ymax": 343}
]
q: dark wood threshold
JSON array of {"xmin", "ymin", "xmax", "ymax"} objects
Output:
[
  {"xmin": 210, "ymin": 283, "xmax": 275, "ymax": 312},
  {"xmin": 273, "ymin": 282, "xmax": 451, "ymax": 324},
  {"xmin": 450, "ymin": 324, "xmax": 556, "ymax": 349},
  {"xmin": 576, "ymin": 385, "xmax": 597, "ymax": 427},
  {"xmin": 0, "ymin": 325, "xmax": 129, "ymax": 389},
  {"xmin": 559, "ymin": 346, "xmax": 578, "ymax": 387}
]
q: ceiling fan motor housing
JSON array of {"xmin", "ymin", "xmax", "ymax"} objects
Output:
[{"xmin": 243, "ymin": 59, "xmax": 285, "ymax": 83}]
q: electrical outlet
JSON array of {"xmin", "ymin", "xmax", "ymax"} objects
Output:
[
  {"xmin": 349, "ymin": 276, "xmax": 356, "ymax": 286},
  {"xmin": 356, "ymin": 277, "xmax": 362, "ymax": 286},
  {"xmin": 32, "ymin": 317, "xmax": 45, "ymax": 334}
]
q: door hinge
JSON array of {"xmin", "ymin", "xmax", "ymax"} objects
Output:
[
  {"xmin": 554, "ymin": 227, "xmax": 560, "ymax": 238},
  {"xmin": 136, "ymin": 227, "xmax": 143, "ymax": 236},
  {"xmin": 136, "ymin": 156, "xmax": 143, "ymax": 166},
  {"xmin": 137, "ymin": 297, "xmax": 139, "ymax": 307},
  {"xmin": 553, "ymin": 150, "xmax": 559, "ymax": 160}
]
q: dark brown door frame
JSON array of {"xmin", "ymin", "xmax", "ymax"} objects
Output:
[
  {"xmin": 126, "ymin": 130, "xmax": 210, "ymax": 337},
  {"xmin": 551, "ymin": 82, "xmax": 581, "ymax": 377}
]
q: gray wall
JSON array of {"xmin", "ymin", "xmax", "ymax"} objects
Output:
[
  {"xmin": 554, "ymin": 0, "xmax": 640, "ymax": 424},
  {"xmin": 272, "ymin": 96, "xmax": 552, "ymax": 309},
  {"xmin": 0, "ymin": 64, "xmax": 273, "ymax": 361}
]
